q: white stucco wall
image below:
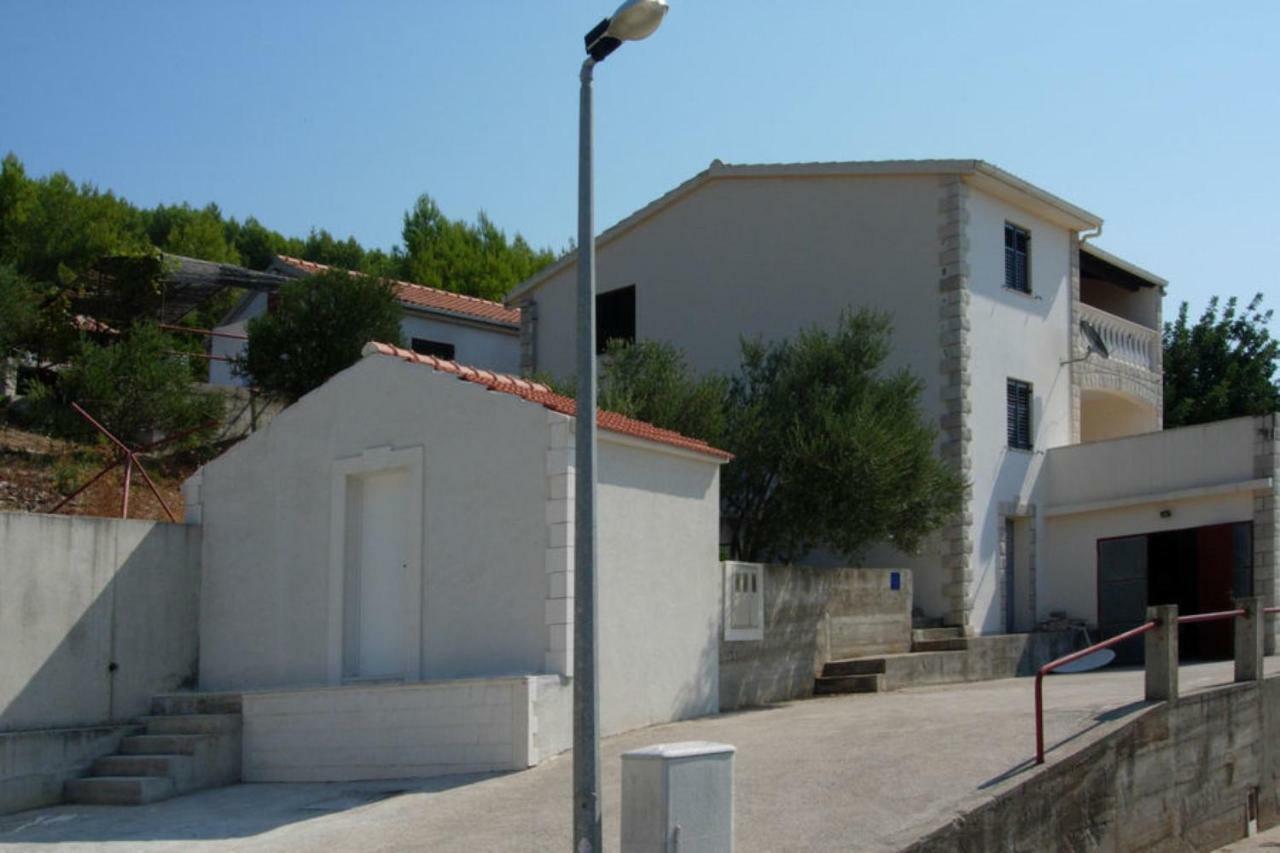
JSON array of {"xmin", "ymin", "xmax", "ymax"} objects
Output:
[
  {"xmin": 1080, "ymin": 390, "xmax": 1161, "ymax": 442},
  {"xmin": 1041, "ymin": 493, "xmax": 1255, "ymax": 627},
  {"xmin": 530, "ymin": 174, "xmax": 943, "ymax": 383},
  {"xmin": 196, "ymin": 351, "xmax": 725, "ymax": 747},
  {"xmin": 526, "ymin": 173, "xmax": 949, "ymax": 612},
  {"xmin": 207, "ymin": 293, "xmax": 519, "ymax": 387},
  {"xmin": 398, "ymin": 314, "xmax": 520, "ymax": 375},
  {"xmin": 239, "ymin": 675, "xmax": 568, "ymax": 782},
  {"xmin": 596, "ymin": 437, "xmax": 722, "ymax": 734},
  {"xmin": 196, "ymin": 356, "xmax": 551, "ymax": 691},
  {"xmin": 1046, "ymin": 417, "xmax": 1257, "ymax": 509},
  {"xmin": 1038, "ymin": 417, "xmax": 1265, "ymax": 626},
  {"xmin": 963, "ymin": 189, "xmax": 1075, "ymax": 633}
]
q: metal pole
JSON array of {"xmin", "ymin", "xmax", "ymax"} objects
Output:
[{"xmin": 573, "ymin": 56, "xmax": 603, "ymax": 853}]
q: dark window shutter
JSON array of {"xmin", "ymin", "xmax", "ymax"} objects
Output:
[{"xmin": 1007, "ymin": 379, "xmax": 1032, "ymax": 450}]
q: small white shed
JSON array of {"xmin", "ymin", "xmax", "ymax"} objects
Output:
[{"xmin": 185, "ymin": 342, "xmax": 728, "ymax": 781}]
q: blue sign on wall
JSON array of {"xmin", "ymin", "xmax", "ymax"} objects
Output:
[{"xmin": 890, "ymin": 571, "xmax": 901, "ymax": 591}]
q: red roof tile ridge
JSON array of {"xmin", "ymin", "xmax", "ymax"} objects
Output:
[
  {"xmin": 274, "ymin": 256, "xmax": 520, "ymax": 326},
  {"xmin": 361, "ymin": 342, "xmax": 732, "ymax": 461}
]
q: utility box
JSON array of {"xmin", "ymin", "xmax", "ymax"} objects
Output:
[{"xmin": 621, "ymin": 741, "xmax": 735, "ymax": 853}]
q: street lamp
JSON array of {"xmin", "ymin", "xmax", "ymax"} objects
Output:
[{"xmin": 573, "ymin": 2, "xmax": 668, "ymax": 852}]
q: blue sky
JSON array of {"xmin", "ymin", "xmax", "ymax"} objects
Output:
[{"xmin": 2, "ymin": 1, "xmax": 1277, "ymax": 324}]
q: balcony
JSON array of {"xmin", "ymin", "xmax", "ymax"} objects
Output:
[{"xmin": 1077, "ymin": 303, "xmax": 1160, "ymax": 373}]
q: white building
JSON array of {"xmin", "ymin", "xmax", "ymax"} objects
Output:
[
  {"xmin": 185, "ymin": 342, "xmax": 727, "ymax": 781},
  {"xmin": 208, "ymin": 255, "xmax": 522, "ymax": 385},
  {"xmin": 506, "ymin": 159, "xmax": 1277, "ymax": 648}
]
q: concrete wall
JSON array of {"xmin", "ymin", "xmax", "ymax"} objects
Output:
[
  {"xmin": 0, "ymin": 724, "xmax": 138, "ymax": 815},
  {"xmin": 907, "ymin": 676, "xmax": 1280, "ymax": 852},
  {"xmin": 719, "ymin": 564, "xmax": 911, "ymax": 710},
  {"xmin": 240, "ymin": 675, "xmax": 569, "ymax": 782},
  {"xmin": 0, "ymin": 512, "xmax": 201, "ymax": 732}
]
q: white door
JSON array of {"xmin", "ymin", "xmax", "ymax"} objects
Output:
[{"xmin": 349, "ymin": 468, "xmax": 409, "ymax": 678}]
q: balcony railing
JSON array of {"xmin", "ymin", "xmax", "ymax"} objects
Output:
[{"xmin": 1077, "ymin": 302, "xmax": 1160, "ymax": 372}]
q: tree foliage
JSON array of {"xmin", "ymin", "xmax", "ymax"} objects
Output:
[
  {"xmin": 0, "ymin": 263, "xmax": 37, "ymax": 357},
  {"xmin": 235, "ymin": 269, "xmax": 404, "ymax": 401},
  {"xmin": 598, "ymin": 339, "xmax": 728, "ymax": 447},
  {"xmin": 573, "ymin": 313, "xmax": 965, "ymax": 564},
  {"xmin": 400, "ymin": 195, "xmax": 556, "ymax": 301},
  {"xmin": 28, "ymin": 323, "xmax": 223, "ymax": 444},
  {"xmin": 1163, "ymin": 294, "xmax": 1280, "ymax": 428},
  {"xmin": 722, "ymin": 310, "xmax": 966, "ymax": 562}
]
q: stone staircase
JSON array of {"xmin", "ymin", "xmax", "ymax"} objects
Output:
[
  {"xmin": 64, "ymin": 693, "xmax": 242, "ymax": 806},
  {"xmin": 813, "ymin": 627, "xmax": 969, "ymax": 696}
]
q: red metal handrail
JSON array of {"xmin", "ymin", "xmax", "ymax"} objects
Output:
[
  {"xmin": 1176, "ymin": 608, "xmax": 1246, "ymax": 625},
  {"xmin": 1034, "ymin": 620, "xmax": 1158, "ymax": 764},
  {"xmin": 1035, "ymin": 605, "xmax": 1279, "ymax": 765}
]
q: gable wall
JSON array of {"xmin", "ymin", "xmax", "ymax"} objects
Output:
[{"xmin": 196, "ymin": 356, "xmax": 550, "ymax": 690}]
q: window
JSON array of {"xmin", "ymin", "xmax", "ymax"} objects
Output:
[
  {"xmin": 1004, "ymin": 223, "xmax": 1030, "ymax": 293},
  {"xmin": 1007, "ymin": 379, "xmax": 1033, "ymax": 450},
  {"xmin": 596, "ymin": 285, "xmax": 636, "ymax": 354},
  {"xmin": 411, "ymin": 338, "xmax": 456, "ymax": 361}
]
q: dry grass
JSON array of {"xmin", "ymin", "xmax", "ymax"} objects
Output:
[{"xmin": 0, "ymin": 420, "xmax": 198, "ymax": 522}]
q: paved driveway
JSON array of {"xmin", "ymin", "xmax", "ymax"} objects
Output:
[{"xmin": 2, "ymin": 659, "xmax": 1273, "ymax": 852}]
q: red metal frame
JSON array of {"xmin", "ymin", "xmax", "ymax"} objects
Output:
[
  {"xmin": 157, "ymin": 323, "xmax": 247, "ymax": 341},
  {"xmin": 44, "ymin": 403, "xmax": 215, "ymax": 523},
  {"xmin": 1034, "ymin": 606, "xmax": 1275, "ymax": 765}
]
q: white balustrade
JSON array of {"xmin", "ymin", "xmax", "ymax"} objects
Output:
[{"xmin": 1078, "ymin": 303, "xmax": 1159, "ymax": 371}]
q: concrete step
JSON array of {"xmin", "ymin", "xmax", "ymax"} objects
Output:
[
  {"xmin": 151, "ymin": 692, "xmax": 242, "ymax": 716},
  {"xmin": 138, "ymin": 714, "xmax": 243, "ymax": 736},
  {"xmin": 912, "ymin": 627, "xmax": 965, "ymax": 643},
  {"xmin": 65, "ymin": 775, "xmax": 175, "ymax": 806},
  {"xmin": 93, "ymin": 754, "xmax": 192, "ymax": 780},
  {"xmin": 118, "ymin": 733, "xmax": 206, "ymax": 756},
  {"xmin": 911, "ymin": 638, "xmax": 970, "ymax": 653},
  {"xmin": 822, "ymin": 658, "xmax": 887, "ymax": 677},
  {"xmin": 813, "ymin": 674, "xmax": 884, "ymax": 695}
]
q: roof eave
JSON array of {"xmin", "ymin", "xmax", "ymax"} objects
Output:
[
  {"xmin": 504, "ymin": 159, "xmax": 1105, "ymax": 304},
  {"xmin": 1080, "ymin": 242, "xmax": 1168, "ymax": 289}
]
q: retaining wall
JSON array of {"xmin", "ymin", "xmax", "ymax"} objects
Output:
[
  {"xmin": 0, "ymin": 511, "xmax": 200, "ymax": 813},
  {"xmin": 907, "ymin": 675, "xmax": 1280, "ymax": 851},
  {"xmin": 719, "ymin": 564, "xmax": 911, "ymax": 710}
]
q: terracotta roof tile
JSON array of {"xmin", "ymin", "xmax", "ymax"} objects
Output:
[
  {"xmin": 275, "ymin": 256, "xmax": 521, "ymax": 328},
  {"xmin": 362, "ymin": 342, "xmax": 732, "ymax": 462}
]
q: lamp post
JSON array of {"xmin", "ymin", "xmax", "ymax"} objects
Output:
[{"xmin": 574, "ymin": 2, "xmax": 668, "ymax": 851}]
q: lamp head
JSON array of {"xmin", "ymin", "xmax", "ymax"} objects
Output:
[{"xmin": 585, "ymin": 0, "xmax": 668, "ymax": 62}]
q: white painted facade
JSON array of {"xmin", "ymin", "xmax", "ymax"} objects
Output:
[
  {"xmin": 209, "ymin": 293, "xmax": 520, "ymax": 386},
  {"xmin": 186, "ymin": 349, "xmax": 724, "ymax": 780},
  {"xmin": 506, "ymin": 159, "xmax": 1268, "ymax": 638}
]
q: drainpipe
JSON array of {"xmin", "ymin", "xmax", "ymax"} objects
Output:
[{"xmin": 1079, "ymin": 224, "xmax": 1102, "ymax": 245}]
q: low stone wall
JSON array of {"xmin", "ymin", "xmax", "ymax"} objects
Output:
[
  {"xmin": 241, "ymin": 675, "xmax": 570, "ymax": 782},
  {"xmin": 907, "ymin": 675, "xmax": 1280, "ymax": 851},
  {"xmin": 880, "ymin": 631, "xmax": 1079, "ymax": 691},
  {"xmin": 0, "ymin": 724, "xmax": 138, "ymax": 815},
  {"xmin": 719, "ymin": 564, "xmax": 911, "ymax": 710}
]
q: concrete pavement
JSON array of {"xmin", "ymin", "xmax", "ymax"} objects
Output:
[{"xmin": 2, "ymin": 658, "xmax": 1274, "ymax": 852}]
